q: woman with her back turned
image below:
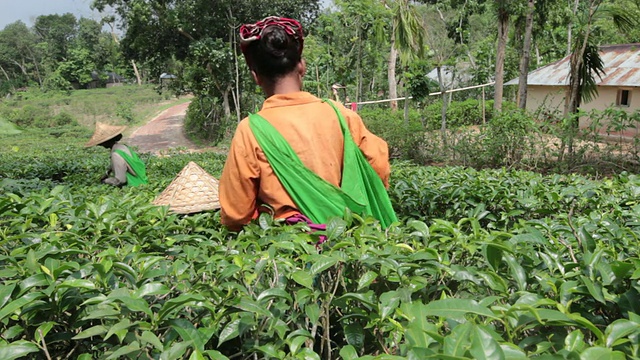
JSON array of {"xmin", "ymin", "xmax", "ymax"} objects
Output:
[{"xmin": 219, "ymin": 16, "xmax": 396, "ymax": 233}]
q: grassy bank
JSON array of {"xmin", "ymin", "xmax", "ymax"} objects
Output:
[{"xmin": 0, "ymin": 86, "xmax": 191, "ymax": 136}]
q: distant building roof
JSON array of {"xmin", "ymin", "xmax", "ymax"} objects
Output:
[
  {"xmin": 506, "ymin": 43, "xmax": 640, "ymax": 87},
  {"xmin": 160, "ymin": 73, "xmax": 177, "ymax": 79},
  {"xmin": 426, "ymin": 65, "xmax": 474, "ymax": 89},
  {"xmin": 90, "ymin": 71, "xmax": 125, "ymax": 83}
]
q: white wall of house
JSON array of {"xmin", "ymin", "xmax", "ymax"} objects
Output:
[
  {"xmin": 526, "ymin": 86, "xmax": 567, "ymax": 115},
  {"xmin": 527, "ymin": 86, "xmax": 640, "ymax": 131}
]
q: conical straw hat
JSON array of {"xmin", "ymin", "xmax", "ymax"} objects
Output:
[
  {"xmin": 85, "ymin": 122, "xmax": 127, "ymax": 147},
  {"xmin": 153, "ymin": 161, "xmax": 221, "ymax": 214}
]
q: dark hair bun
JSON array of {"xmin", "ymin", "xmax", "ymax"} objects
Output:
[
  {"xmin": 262, "ymin": 27, "xmax": 289, "ymax": 56},
  {"xmin": 245, "ymin": 25, "xmax": 302, "ymax": 80}
]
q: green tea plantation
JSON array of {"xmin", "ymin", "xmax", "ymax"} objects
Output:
[{"xmin": 2, "ymin": 132, "xmax": 640, "ymax": 359}]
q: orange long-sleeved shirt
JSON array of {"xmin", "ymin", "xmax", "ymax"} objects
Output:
[{"xmin": 219, "ymin": 92, "xmax": 390, "ymax": 231}]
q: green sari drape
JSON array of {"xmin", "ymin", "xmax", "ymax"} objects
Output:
[{"xmin": 114, "ymin": 149, "xmax": 148, "ymax": 187}]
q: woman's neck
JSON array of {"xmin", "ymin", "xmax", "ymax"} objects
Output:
[{"xmin": 263, "ymin": 73, "xmax": 302, "ymax": 98}]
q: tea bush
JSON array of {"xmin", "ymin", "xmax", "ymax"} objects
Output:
[{"xmin": 3, "ymin": 143, "xmax": 640, "ymax": 359}]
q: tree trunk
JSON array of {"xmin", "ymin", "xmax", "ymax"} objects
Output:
[
  {"xmin": 494, "ymin": 11, "xmax": 509, "ymax": 112},
  {"xmin": 437, "ymin": 66, "xmax": 448, "ymax": 147},
  {"xmin": 517, "ymin": 0, "xmax": 535, "ymax": 110},
  {"xmin": 356, "ymin": 25, "xmax": 363, "ymax": 103},
  {"xmin": 232, "ymin": 26, "xmax": 241, "ymax": 122},
  {"xmin": 131, "ymin": 60, "xmax": 142, "ymax": 85},
  {"xmin": 563, "ymin": 1, "xmax": 597, "ymax": 159},
  {"xmin": 9, "ymin": 59, "xmax": 28, "ymax": 76},
  {"xmin": 222, "ymin": 86, "xmax": 231, "ymax": 118},
  {"xmin": 26, "ymin": 47, "xmax": 43, "ymax": 86},
  {"xmin": 0, "ymin": 65, "xmax": 15, "ymax": 92},
  {"xmin": 388, "ymin": 36, "xmax": 398, "ymax": 111},
  {"xmin": 567, "ymin": 0, "xmax": 580, "ymax": 56},
  {"xmin": 109, "ymin": 24, "xmax": 142, "ymax": 86},
  {"xmin": 404, "ymin": 96, "xmax": 410, "ymax": 124},
  {"xmin": 316, "ymin": 64, "xmax": 321, "ymax": 96}
]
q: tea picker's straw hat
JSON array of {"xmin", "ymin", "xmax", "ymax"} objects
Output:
[
  {"xmin": 153, "ymin": 161, "xmax": 221, "ymax": 214},
  {"xmin": 85, "ymin": 122, "xmax": 127, "ymax": 147}
]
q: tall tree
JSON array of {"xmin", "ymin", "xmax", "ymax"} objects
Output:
[
  {"xmin": 33, "ymin": 13, "xmax": 78, "ymax": 65},
  {"xmin": 0, "ymin": 21, "xmax": 42, "ymax": 87},
  {"xmin": 387, "ymin": 0, "xmax": 424, "ymax": 110},
  {"xmin": 422, "ymin": 6, "xmax": 457, "ymax": 145},
  {"xmin": 517, "ymin": 0, "xmax": 535, "ymax": 109},
  {"xmin": 493, "ymin": 0, "xmax": 511, "ymax": 112},
  {"xmin": 92, "ymin": 0, "xmax": 321, "ymax": 119}
]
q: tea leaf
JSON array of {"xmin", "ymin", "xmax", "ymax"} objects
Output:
[
  {"xmin": 0, "ymin": 291, "xmax": 44, "ymax": 321},
  {"xmin": 309, "ymin": 255, "xmax": 338, "ymax": 275},
  {"xmin": 72, "ymin": 325, "xmax": 108, "ymax": 340},
  {"xmin": 326, "ymin": 217, "xmax": 347, "ymax": 240},
  {"xmin": 443, "ymin": 322, "xmax": 473, "ymax": 357},
  {"xmin": 257, "ymin": 288, "xmax": 292, "ymax": 303},
  {"xmin": 357, "ymin": 271, "xmax": 378, "ymax": 290},
  {"xmin": 339, "ymin": 345, "xmax": 359, "ymax": 360},
  {"xmin": 423, "ymin": 298, "xmax": 498, "ymax": 322},
  {"xmin": 291, "ymin": 270, "xmax": 314, "ymax": 290},
  {"xmin": 604, "ymin": 319, "xmax": 640, "ymax": 348},
  {"xmin": 234, "ymin": 298, "xmax": 271, "ymax": 317},
  {"xmin": 157, "ymin": 294, "xmax": 206, "ymax": 322},
  {"xmin": 469, "ymin": 325, "xmax": 504, "ymax": 360},
  {"xmin": 579, "ymin": 347, "xmax": 626, "ymax": 360},
  {"xmin": 140, "ymin": 331, "xmax": 164, "ymax": 351},
  {"xmin": 0, "ymin": 283, "xmax": 17, "ymax": 309},
  {"xmin": 0, "ymin": 340, "xmax": 40, "ymax": 360},
  {"xmin": 218, "ymin": 319, "xmax": 240, "ymax": 346},
  {"xmin": 34, "ymin": 322, "xmax": 56, "ymax": 343},
  {"xmin": 345, "ymin": 323, "xmax": 365, "ymax": 350},
  {"xmin": 105, "ymin": 341, "xmax": 141, "ymax": 360}
]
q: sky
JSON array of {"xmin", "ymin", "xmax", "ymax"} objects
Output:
[
  {"xmin": 0, "ymin": 0, "xmax": 333, "ymax": 30},
  {"xmin": 0, "ymin": 0, "xmax": 106, "ymax": 29}
]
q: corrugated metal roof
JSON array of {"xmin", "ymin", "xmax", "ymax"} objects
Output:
[{"xmin": 506, "ymin": 43, "xmax": 640, "ymax": 87}]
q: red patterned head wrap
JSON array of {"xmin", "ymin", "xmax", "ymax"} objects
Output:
[{"xmin": 239, "ymin": 16, "xmax": 304, "ymax": 58}]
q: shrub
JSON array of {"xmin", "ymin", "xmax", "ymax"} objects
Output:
[
  {"xmin": 116, "ymin": 101, "xmax": 135, "ymax": 123},
  {"xmin": 482, "ymin": 109, "xmax": 539, "ymax": 166},
  {"xmin": 450, "ymin": 109, "xmax": 541, "ymax": 169},
  {"xmin": 184, "ymin": 96, "xmax": 236, "ymax": 146},
  {"xmin": 5, "ymin": 105, "xmax": 49, "ymax": 128},
  {"xmin": 42, "ymin": 70, "xmax": 73, "ymax": 93},
  {"xmin": 358, "ymin": 107, "xmax": 427, "ymax": 163},
  {"xmin": 52, "ymin": 111, "xmax": 77, "ymax": 127},
  {"xmin": 422, "ymin": 99, "xmax": 518, "ymax": 130}
]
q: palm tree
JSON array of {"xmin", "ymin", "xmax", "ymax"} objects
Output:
[
  {"xmin": 564, "ymin": 0, "xmax": 635, "ymax": 116},
  {"xmin": 558, "ymin": 0, "xmax": 635, "ymax": 159},
  {"xmin": 387, "ymin": 0, "xmax": 424, "ymax": 110}
]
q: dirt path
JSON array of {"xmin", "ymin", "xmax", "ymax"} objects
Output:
[{"xmin": 127, "ymin": 102, "xmax": 199, "ymax": 154}]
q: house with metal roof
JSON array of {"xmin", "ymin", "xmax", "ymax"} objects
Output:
[{"xmin": 506, "ymin": 44, "xmax": 640, "ymax": 123}]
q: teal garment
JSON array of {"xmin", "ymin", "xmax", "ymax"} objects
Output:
[
  {"xmin": 113, "ymin": 149, "xmax": 148, "ymax": 186},
  {"xmin": 248, "ymin": 100, "xmax": 397, "ymax": 227}
]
